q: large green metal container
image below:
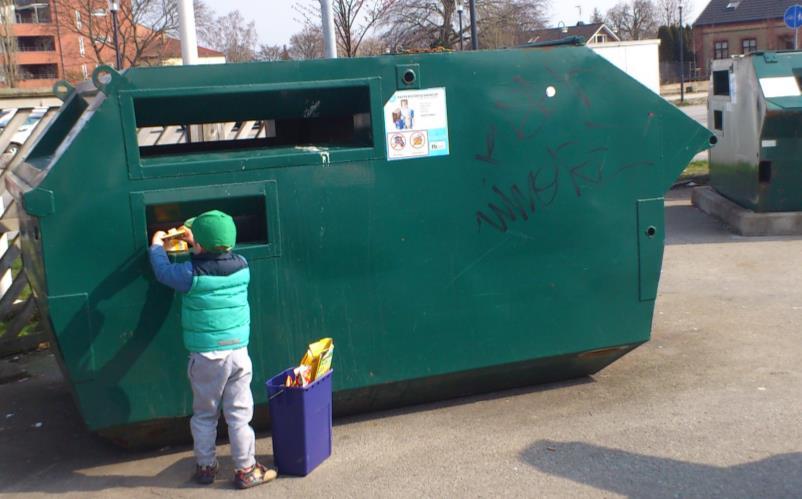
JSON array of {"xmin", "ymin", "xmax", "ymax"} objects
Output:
[
  {"xmin": 708, "ymin": 51, "xmax": 802, "ymax": 212},
  {"xmin": 7, "ymin": 42, "xmax": 712, "ymax": 444}
]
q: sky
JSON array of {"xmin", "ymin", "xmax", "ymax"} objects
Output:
[{"xmin": 205, "ymin": 1, "xmax": 705, "ymax": 48}]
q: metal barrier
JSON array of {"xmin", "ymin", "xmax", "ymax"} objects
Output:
[{"xmin": 0, "ymin": 104, "xmax": 60, "ymax": 356}]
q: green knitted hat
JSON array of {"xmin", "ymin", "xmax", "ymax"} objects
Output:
[{"xmin": 185, "ymin": 210, "xmax": 236, "ymax": 252}]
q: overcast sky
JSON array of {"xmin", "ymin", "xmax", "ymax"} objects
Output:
[{"xmin": 205, "ymin": 1, "xmax": 705, "ymax": 48}]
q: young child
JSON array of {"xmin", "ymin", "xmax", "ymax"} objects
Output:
[{"xmin": 149, "ymin": 209, "xmax": 275, "ymax": 489}]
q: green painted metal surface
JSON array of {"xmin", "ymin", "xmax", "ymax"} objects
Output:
[
  {"xmin": 7, "ymin": 44, "xmax": 712, "ymax": 440},
  {"xmin": 709, "ymin": 51, "xmax": 802, "ymax": 212}
]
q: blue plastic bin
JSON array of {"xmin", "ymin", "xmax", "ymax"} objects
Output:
[{"xmin": 265, "ymin": 369, "xmax": 333, "ymax": 476}]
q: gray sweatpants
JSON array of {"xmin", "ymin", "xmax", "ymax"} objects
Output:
[{"xmin": 188, "ymin": 347, "xmax": 256, "ymax": 470}]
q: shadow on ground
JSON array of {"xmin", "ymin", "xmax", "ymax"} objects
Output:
[
  {"xmin": 0, "ymin": 349, "xmax": 594, "ymax": 494},
  {"xmin": 522, "ymin": 440, "xmax": 802, "ymax": 498}
]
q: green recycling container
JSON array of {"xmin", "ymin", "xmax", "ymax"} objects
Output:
[
  {"xmin": 708, "ymin": 50, "xmax": 802, "ymax": 212},
  {"xmin": 6, "ymin": 40, "xmax": 713, "ymax": 445}
]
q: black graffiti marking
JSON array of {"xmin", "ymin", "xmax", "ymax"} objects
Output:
[
  {"xmin": 475, "ymin": 125, "xmax": 499, "ymax": 165},
  {"xmin": 475, "ymin": 163, "xmax": 559, "ymax": 233}
]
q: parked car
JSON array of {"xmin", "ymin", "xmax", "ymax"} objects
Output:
[{"xmin": 0, "ymin": 107, "xmax": 47, "ymax": 156}]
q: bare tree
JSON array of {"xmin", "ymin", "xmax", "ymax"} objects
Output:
[
  {"xmin": 478, "ymin": 0, "xmax": 549, "ymax": 48},
  {"xmin": 591, "ymin": 7, "xmax": 605, "ymax": 24},
  {"xmin": 295, "ymin": 0, "xmax": 397, "ymax": 58},
  {"xmin": 382, "ymin": 0, "xmax": 458, "ymax": 50},
  {"xmin": 289, "ymin": 25, "xmax": 324, "ymax": 60},
  {"xmin": 206, "ymin": 10, "xmax": 258, "ymax": 62},
  {"xmin": 61, "ymin": 0, "xmax": 182, "ymax": 68},
  {"xmin": 382, "ymin": 0, "xmax": 549, "ymax": 51},
  {"xmin": 192, "ymin": 0, "xmax": 216, "ymax": 46},
  {"xmin": 0, "ymin": 0, "xmax": 17, "ymax": 87},
  {"xmin": 655, "ymin": 0, "xmax": 694, "ymax": 27},
  {"xmin": 257, "ymin": 44, "xmax": 284, "ymax": 61},
  {"xmin": 357, "ymin": 36, "xmax": 387, "ymax": 56},
  {"xmin": 606, "ymin": 0, "xmax": 658, "ymax": 40}
]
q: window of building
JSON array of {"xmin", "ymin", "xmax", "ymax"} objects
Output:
[
  {"xmin": 16, "ymin": 36, "xmax": 55, "ymax": 52},
  {"xmin": 714, "ymin": 40, "xmax": 729, "ymax": 59},
  {"xmin": 78, "ymin": 37, "xmax": 85, "ymax": 57},
  {"xmin": 75, "ymin": 10, "xmax": 81, "ymax": 29},
  {"xmin": 15, "ymin": 1, "xmax": 52, "ymax": 23},
  {"xmin": 779, "ymin": 35, "xmax": 794, "ymax": 50},
  {"xmin": 742, "ymin": 38, "xmax": 757, "ymax": 54},
  {"xmin": 81, "ymin": 64, "xmax": 88, "ymax": 79},
  {"xmin": 92, "ymin": 8, "xmax": 107, "ymax": 16},
  {"xmin": 93, "ymin": 35, "xmax": 108, "ymax": 44},
  {"xmin": 18, "ymin": 63, "xmax": 58, "ymax": 80},
  {"xmin": 595, "ymin": 34, "xmax": 607, "ymax": 43}
]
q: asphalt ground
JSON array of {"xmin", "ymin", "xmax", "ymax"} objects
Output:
[{"xmin": 1, "ymin": 186, "xmax": 800, "ymax": 498}]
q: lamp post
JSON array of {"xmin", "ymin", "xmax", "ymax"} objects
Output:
[
  {"xmin": 469, "ymin": 0, "xmax": 478, "ymax": 50},
  {"xmin": 108, "ymin": 0, "xmax": 121, "ymax": 70},
  {"xmin": 319, "ymin": 0, "xmax": 338, "ymax": 59},
  {"xmin": 679, "ymin": 3, "xmax": 685, "ymax": 103},
  {"xmin": 457, "ymin": 2, "xmax": 464, "ymax": 51}
]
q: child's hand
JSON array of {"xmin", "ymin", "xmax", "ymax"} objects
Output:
[
  {"xmin": 151, "ymin": 231, "xmax": 167, "ymax": 246},
  {"xmin": 179, "ymin": 226, "xmax": 196, "ymax": 247}
]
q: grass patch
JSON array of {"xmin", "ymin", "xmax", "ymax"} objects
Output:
[{"xmin": 679, "ymin": 160, "xmax": 709, "ymax": 181}]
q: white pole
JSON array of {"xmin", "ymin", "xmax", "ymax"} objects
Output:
[
  {"xmin": 177, "ymin": 0, "xmax": 199, "ymax": 65},
  {"xmin": 319, "ymin": 0, "xmax": 338, "ymax": 58}
]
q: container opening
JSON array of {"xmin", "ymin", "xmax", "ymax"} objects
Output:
[
  {"xmin": 713, "ymin": 70, "xmax": 730, "ymax": 96},
  {"xmin": 759, "ymin": 161, "xmax": 772, "ymax": 184},
  {"xmin": 134, "ymin": 86, "xmax": 373, "ymax": 159},
  {"xmin": 713, "ymin": 110, "xmax": 723, "ymax": 130},
  {"xmin": 146, "ymin": 196, "xmax": 268, "ymax": 247},
  {"xmin": 27, "ymin": 95, "xmax": 88, "ymax": 169}
]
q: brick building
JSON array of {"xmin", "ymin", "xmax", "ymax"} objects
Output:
[
  {"xmin": 4, "ymin": 0, "xmax": 223, "ymax": 89},
  {"xmin": 693, "ymin": 0, "xmax": 801, "ymax": 73}
]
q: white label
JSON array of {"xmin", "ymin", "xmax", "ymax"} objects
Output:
[
  {"xmin": 759, "ymin": 77, "xmax": 801, "ymax": 98},
  {"xmin": 761, "ymin": 139, "xmax": 777, "ymax": 148},
  {"xmin": 384, "ymin": 87, "xmax": 449, "ymax": 160}
]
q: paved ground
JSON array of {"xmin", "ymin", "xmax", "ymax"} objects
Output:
[{"xmin": 2, "ymin": 187, "xmax": 801, "ymax": 498}]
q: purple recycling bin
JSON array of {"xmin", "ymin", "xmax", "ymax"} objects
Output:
[{"xmin": 265, "ymin": 368, "xmax": 333, "ymax": 476}]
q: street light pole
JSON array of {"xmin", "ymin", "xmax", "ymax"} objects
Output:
[
  {"xmin": 469, "ymin": 0, "xmax": 478, "ymax": 50},
  {"xmin": 457, "ymin": 2, "xmax": 464, "ymax": 51},
  {"xmin": 679, "ymin": 3, "xmax": 685, "ymax": 103},
  {"xmin": 108, "ymin": 1, "xmax": 121, "ymax": 70},
  {"xmin": 319, "ymin": 0, "xmax": 338, "ymax": 58},
  {"xmin": 177, "ymin": 0, "xmax": 199, "ymax": 65}
]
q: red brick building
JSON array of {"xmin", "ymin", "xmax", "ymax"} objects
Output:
[
  {"xmin": 5, "ymin": 0, "xmax": 223, "ymax": 89},
  {"xmin": 693, "ymin": 0, "xmax": 801, "ymax": 74}
]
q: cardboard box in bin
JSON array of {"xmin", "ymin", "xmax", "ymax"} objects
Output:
[{"xmin": 286, "ymin": 338, "xmax": 334, "ymax": 388}]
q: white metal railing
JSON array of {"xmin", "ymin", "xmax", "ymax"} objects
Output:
[{"xmin": 0, "ymin": 103, "xmax": 61, "ymax": 356}]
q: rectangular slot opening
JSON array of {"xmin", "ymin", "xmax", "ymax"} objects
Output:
[
  {"xmin": 146, "ymin": 196, "xmax": 267, "ymax": 247},
  {"xmin": 713, "ymin": 110, "xmax": 723, "ymax": 130},
  {"xmin": 713, "ymin": 70, "xmax": 730, "ymax": 96},
  {"xmin": 759, "ymin": 161, "xmax": 772, "ymax": 184},
  {"xmin": 27, "ymin": 94, "xmax": 89, "ymax": 169},
  {"xmin": 134, "ymin": 86, "xmax": 373, "ymax": 160}
]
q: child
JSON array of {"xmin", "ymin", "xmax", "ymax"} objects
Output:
[{"xmin": 149, "ymin": 209, "xmax": 275, "ymax": 489}]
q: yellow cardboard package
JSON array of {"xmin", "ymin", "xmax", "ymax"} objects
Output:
[{"xmin": 301, "ymin": 338, "xmax": 334, "ymax": 382}]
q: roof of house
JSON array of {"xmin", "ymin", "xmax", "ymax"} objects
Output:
[
  {"xmin": 694, "ymin": 0, "xmax": 797, "ymax": 26},
  {"xmin": 527, "ymin": 22, "xmax": 619, "ymax": 44},
  {"xmin": 142, "ymin": 36, "xmax": 224, "ymax": 60}
]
